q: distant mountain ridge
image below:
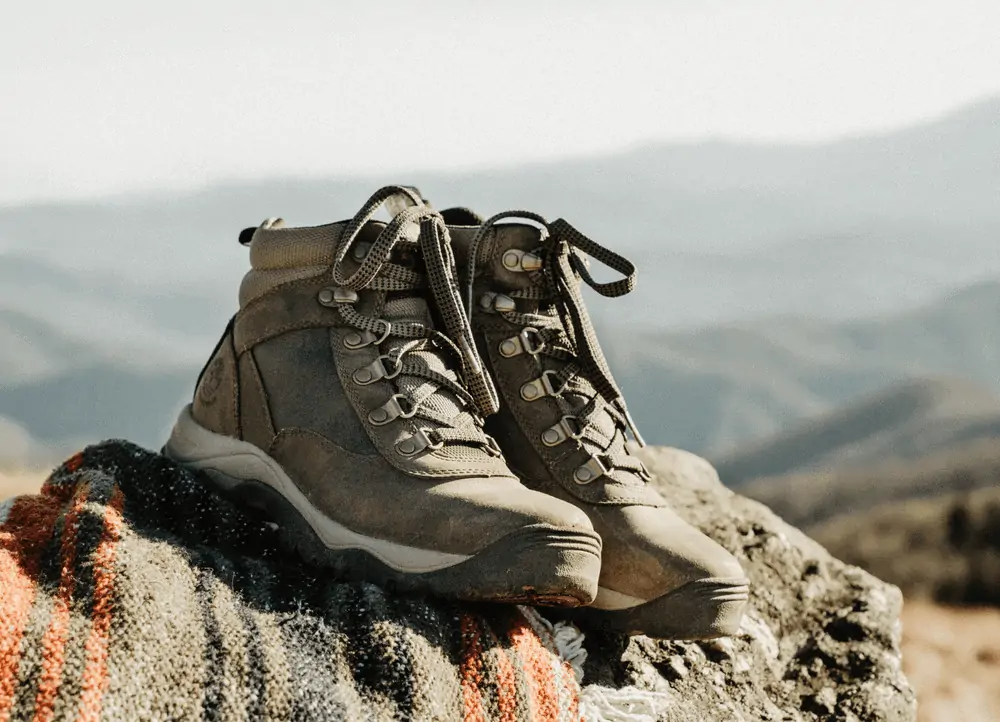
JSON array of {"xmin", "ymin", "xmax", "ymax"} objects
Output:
[
  {"xmin": 605, "ymin": 279, "xmax": 1000, "ymax": 455},
  {"xmin": 713, "ymin": 378, "xmax": 1000, "ymax": 486},
  {"xmin": 1, "ymin": 94, "xmax": 998, "ymax": 330},
  {"xmin": 0, "ymin": 309, "xmax": 103, "ymax": 384},
  {"xmin": 739, "ymin": 436, "xmax": 1000, "ymax": 531},
  {"xmin": 2, "ymin": 276, "xmax": 1000, "ymax": 466},
  {"xmin": 1, "ymin": 96, "xmax": 998, "ymax": 464},
  {"xmin": 807, "ymin": 453, "xmax": 1000, "ymax": 607}
]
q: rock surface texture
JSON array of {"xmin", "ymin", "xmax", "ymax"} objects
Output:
[{"xmin": 573, "ymin": 446, "xmax": 917, "ymax": 721}]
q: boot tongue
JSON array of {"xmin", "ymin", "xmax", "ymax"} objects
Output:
[
  {"xmin": 447, "ymin": 223, "xmax": 543, "ymax": 272},
  {"xmin": 439, "ymin": 207, "xmax": 484, "ymax": 226},
  {"xmin": 382, "ymin": 297, "xmax": 465, "ymax": 422}
]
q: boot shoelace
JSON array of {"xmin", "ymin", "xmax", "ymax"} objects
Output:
[
  {"xmin": 464, "ymin": 211, "xmax": 649, "ymax": 482},
  {"xmin": 326, "ymin": 186, "xmax": 501, "ymax": 456}
]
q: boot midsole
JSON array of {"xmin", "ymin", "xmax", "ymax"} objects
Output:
[
  {"xmin": 592, "ymin": 577, "xmax": 750, "ymax": 610},
  {"xmin": 164, "ymin": 404, "xmax": 472, "ymax": 573}
]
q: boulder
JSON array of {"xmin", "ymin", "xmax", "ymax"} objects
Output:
[{"xmin": 572, "ymin": 446, "xmax": 916, "ymax": 721}]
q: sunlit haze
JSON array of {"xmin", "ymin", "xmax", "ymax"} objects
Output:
[{"xmin": 2, "ymin": 0, "xmax": 998, "ymax": 203}]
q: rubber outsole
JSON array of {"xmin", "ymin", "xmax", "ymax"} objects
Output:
[
  {"xmin": 566, "ymin": 577, "xmax": 750, "ymax": 639},
  {"xmin": 192, "ymin": 469, "xmax": 602, "ymax": 606}
]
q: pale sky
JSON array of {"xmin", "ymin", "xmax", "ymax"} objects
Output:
[{"xmin": 1, "ymin": 0, "xmax": 998, "ymax": 204}]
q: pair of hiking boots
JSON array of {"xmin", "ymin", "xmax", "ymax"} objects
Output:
[{"xmin": 165, "ymin": 186, "xmax": 749, "ymax": 639}]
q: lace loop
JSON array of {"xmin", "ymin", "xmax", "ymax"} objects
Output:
[
  {"xmin": 548, "ymin": 218, "xmax": 637, "ymax": 298},
  {"xmin": 462, "ymin": 212, "xmax": 648, "ymax": 474},
  {"xmin": 329, "ymin": 187, "xmax": 501, "ymax": 453}
]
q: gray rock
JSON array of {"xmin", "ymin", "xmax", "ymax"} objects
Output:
[{"xmin": 578, "ymin": 447, "xmax": 916, "ymax": 721}]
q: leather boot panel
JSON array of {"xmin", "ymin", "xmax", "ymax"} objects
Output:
[
  {"xmin": 191, "ymin": 325, "xmax": 240, "ymax": 439},
  {"xmin": 253, "ymin": 327, "xmax": 375, "ymax": 456},
  {"xmin": 234, "ymin": 276, "xmax": 342, "ymax": 353},
  {"xmin": 237, "ymin": 349, "xmax": 276, "ymax": 451},
  {"xmin": 589, "ymin": 504, "xmax": 745, "ymax": 601}
]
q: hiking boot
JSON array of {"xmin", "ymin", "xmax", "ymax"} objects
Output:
[
  {"xmin": 443, "ymin": 207, "xmax": 749, "ymax": 638},
  {"xmin": 164, "ymin": 187, "xmax": 602, "ymax": 606}
]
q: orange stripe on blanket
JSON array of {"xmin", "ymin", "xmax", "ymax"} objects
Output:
[
  {"xmin": 459, "ymin": 614, "xmax": 487, "ymax": 722},
  {"xmin": 509, "ymin": 616, "xmax": 560, "ymax": 722},
  {"xmin": 31, "ymin": 485, "xmax": 90, "ymax": 722},
  {"xmin": 0, "ymin": 495, "xmax": 64, "ymax": 722},
  {"xmin": 76, "ymin": 486, "xmax": 124, "ymax": 722},
  {"xmin": 488, "ymin": 628, "xmax": 519, "ymax": 722}
]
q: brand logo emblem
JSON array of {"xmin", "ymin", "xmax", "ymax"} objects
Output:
[{"xmin": 198, "ymin": 356, "xmax": 225, "ymax": 406}]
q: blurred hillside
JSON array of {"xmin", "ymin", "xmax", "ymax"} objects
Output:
[
  {"xmin": 2, "ymin": 94, "xmax": 998, "ymax": 321},
  {"xmin": 608, "ymin": 280, "xmax": 1000, "ymax": 455},
  {"xmin": 813, "ymin": 482, "xmax": 1000, "ymax": 606},
  {"xmin": 734, "ymin": 426, "xmax": 1000, "ymax": 607},
  {"xmin": 1, "ymin": 95, "xmax": 998, "ymax": 466},
  {"xmin": 3, "ymin": 275, "xmax": 1000, "ymax": 465},
  {"xmin": 739, "ymin": 437, "xmax": 1000, "ymax": 528},
  {"xmin": 714, "ymin": 377, "xmax": 1000, "ymax": 486}
]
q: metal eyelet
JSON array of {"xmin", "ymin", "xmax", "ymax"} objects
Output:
[
  {"xmin": 493, "ymin": 294, "xmax": 516, "ymax": 313},
  {"xmin": 352, "ymin": 355, "xmax": 403, "ymax": 385},
  {"xmin": 478, "ymin": 292, "xmax": 515, "ymax": 314},
  {"xmin": 483, "ymin": 435, "xmax": 504, "ymax": 457},
  {"xmin": 352, "ymin": 241, "xmax": 372, "ymax": 262},
  {"xmin": 396, "ymin": 428, "xmax": 443, "ymax": 456},
  {"xmin": 540, "ymin": 415, "xmax": 583, "ymax": 447},
  {"xmin": 344, "ymin": 330, "xmax": 376, "ymax": 349},
  {"xmin": 368, "ymin": 394, "xmax": 416, "ymax": 426},
  {"xmin": 318, "ymin": 287, "xmax": 359, "ymax": 307},
  {"xmin": 520, "ymin": 370, "xmax": 564, "ymax": 401},
  {"xmin": 501, "ymin": 249, "xmax": 543, "ymax": 272},
  {"xmin": 498, "ymin": 327, "xmax": 546, "ymax": 358},
  {"xmin": 498, "ymin": 337, "xmax": 520, "ymax": 358},
  {"xmin": 344, "ymin": 320, "xmax": 391, "ymax": 349},
  {"xmin": 573, "ymin": 455, "xmax": 609, "ymax": 484}
]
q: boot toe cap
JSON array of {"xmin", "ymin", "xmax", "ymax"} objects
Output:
[
  {"xmin": 582, "ymin": 504, "xmax": 749, "ymax": 638},
  {"xmin": 593, "ymin": 504, "xmax": 747, "ymax": 602}
]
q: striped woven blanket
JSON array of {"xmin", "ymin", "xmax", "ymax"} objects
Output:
[{"xmin": 0, "ymin": 442, "xmax": 591, "ymax": 722}]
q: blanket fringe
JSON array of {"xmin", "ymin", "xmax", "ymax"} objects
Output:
[{"xmin": 522, "ymin": 607, "xmax": 671, "ymax": 722}]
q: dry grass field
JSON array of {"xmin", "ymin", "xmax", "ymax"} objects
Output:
[
  {"xmin": 903, "ymin": 601, "xmax": 1000, "ymax": 722},
  {"xmin": 812, "ymin": 483, "xmax": 1000, "ymax": 606}
]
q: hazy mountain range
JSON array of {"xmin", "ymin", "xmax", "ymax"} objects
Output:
[
  {"xmin": 605, "ymin": 279, "xmax": 1000, "ymax": 456},
  {"xmin": 2, "ymin": 94, "xmax": 998, "ymax": 328},
  {"xmin": 1, "ymin": 95, "xmax": 998, "ymax": 468},
  {"xmin": 713, "ymin": 377, "xmax": 1000, "ymax": 486},
  {"xmin": 3, "ymin": 275, "xmax": 999, "ymax": 468}
]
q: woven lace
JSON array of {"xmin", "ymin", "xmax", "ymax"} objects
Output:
[
  {"xmin": 332, "ymin": 186, "xmax": 500, "ymax": 452},
  {"xmin": 464, "ymin": 212, "xmax": 647, "ymax": 477}
]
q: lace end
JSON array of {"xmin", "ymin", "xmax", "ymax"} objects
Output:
[
  {"xmin": 623, "ymin": 406, "xmax": 646, "ymax": 448},
  {"xmin": 459, "ymin": 336, "xmax": 482, "ymax": 376}
]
